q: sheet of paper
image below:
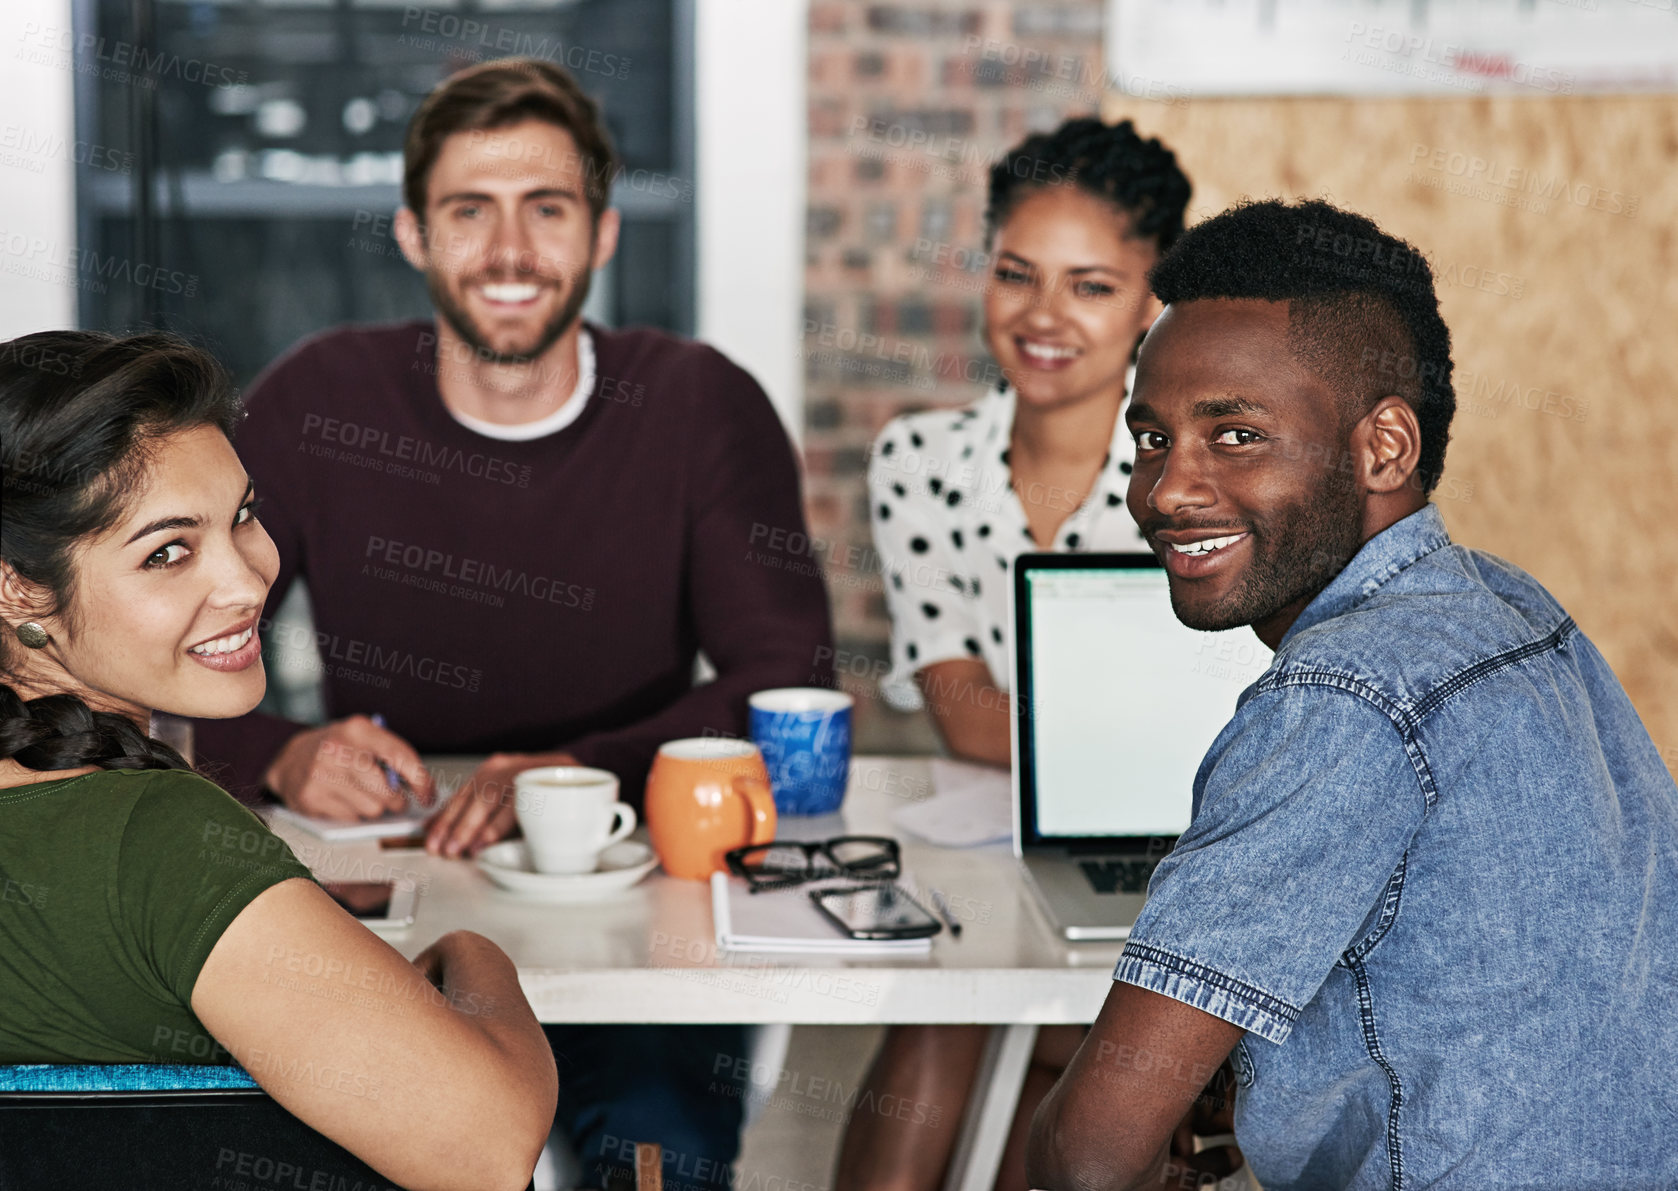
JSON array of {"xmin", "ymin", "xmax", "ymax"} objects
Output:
[
  {"xmin": 267, "ymin": 804, "xmax": 432, "ymax": 842},
  {"xmin": 890, "ymin": 758, "xmax": 1014, "ymax": 848}
]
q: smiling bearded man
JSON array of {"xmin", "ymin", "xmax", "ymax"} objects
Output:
[
  {"xmin": 1024, "ymin": 198, "xmax": 1678, "ymax": 1191},
  {"xmin": 191, "ymin": 55, "xmax": 833, "ymax": 1191}
]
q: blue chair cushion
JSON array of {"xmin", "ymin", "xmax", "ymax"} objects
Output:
[{"xmin": 0, "ymin": 1063, "xmax": 257, "ymax": 1093}]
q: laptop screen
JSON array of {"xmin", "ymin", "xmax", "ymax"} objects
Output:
[{"xmin": 1013, "ymin": 555, "xmax": 1270, "ymax": 845}]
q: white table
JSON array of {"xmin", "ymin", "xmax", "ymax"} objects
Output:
[{"xmin": 266, "ymin": 756, "xmax": 1122, "ymax": 1191}]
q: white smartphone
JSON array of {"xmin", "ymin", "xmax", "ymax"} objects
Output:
[{"xmin": 322, "ymin": 879, "xmax": 418, "ymax": 932}]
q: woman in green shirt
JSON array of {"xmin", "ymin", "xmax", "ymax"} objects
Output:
[{"xmin": 0, "ymin": 331, "xmax": 555, "ymax": 1191}]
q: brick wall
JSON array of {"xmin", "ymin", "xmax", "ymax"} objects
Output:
[{"xmin": 802, "ymin": 1, "xmax": 1106, "ymax": 753}]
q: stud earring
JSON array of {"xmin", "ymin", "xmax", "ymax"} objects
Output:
[{"xmin": 14, "ymin": 622, "xmax": 50, "ymax": 649}]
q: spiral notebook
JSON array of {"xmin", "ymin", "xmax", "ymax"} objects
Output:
[{"xmin": 709, "ymin": 873, "xmax": 934, "ymax": 956}]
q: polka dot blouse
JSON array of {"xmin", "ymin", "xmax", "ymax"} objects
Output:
[{"xmin": 867, "ymin": 384, "xmax": 1151, "ymax": 712}]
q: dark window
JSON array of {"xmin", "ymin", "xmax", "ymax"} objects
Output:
[{"xmin": 74, "ymin": 0, "xmax": 693, "ymax": 388}]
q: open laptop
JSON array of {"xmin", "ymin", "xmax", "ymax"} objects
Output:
[{"xmin": 1010, "ymin": 553, "xmax": 1269, "ymax": 940}]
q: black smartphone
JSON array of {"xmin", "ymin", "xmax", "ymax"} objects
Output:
[
  {"xmin": 809, "ymin": 882, "xmax": 942, "ymax": 941},
  {"xmin": 322, "ymin": 880, "xmax": 416, "ymax": 931}
]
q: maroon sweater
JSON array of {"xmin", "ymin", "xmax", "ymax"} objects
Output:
[{"xmin": 194, "ymin": 321, "xmax": 834, "ymax": 807}]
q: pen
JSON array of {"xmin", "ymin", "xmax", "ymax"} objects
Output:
[
  {"xmin": 368, "ymin": 713, "xmax": 415, "ymax": 806},
  {"xmin": 929, "ymin": 889, "xmax": 962, "ymax": 938}
]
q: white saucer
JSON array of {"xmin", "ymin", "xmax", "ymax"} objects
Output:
[{"xmin": 475, "ymin": 840, "xmax": 659, "ymax": 903}]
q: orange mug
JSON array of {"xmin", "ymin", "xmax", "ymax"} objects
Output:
[{"xmin": 645, "ymin": 738, "xmax": 777, "ymax": 881}]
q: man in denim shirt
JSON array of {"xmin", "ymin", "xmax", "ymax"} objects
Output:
[{"xmin": 1027, "ymin": 199, "xmax": 1677, "ymax": 1191}]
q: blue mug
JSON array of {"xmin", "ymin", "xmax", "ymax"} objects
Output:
[{"xmin": 748, "ymin": 688, "xmax": 854, "ymax": 816}]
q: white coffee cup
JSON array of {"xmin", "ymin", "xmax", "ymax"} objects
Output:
[{"xmin": 513, "ymin": 766, "xmax": 637, "ymax": 875}]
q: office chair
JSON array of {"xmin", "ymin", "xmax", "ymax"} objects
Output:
[{"xmin": 0, "ymin": 1063, "xmax": 660, "ymax": 1190}]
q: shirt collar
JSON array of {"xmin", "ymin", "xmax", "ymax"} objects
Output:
[{"xmin": 1279, "ymin": 503, "xmax": 1453, "ymax": 647}]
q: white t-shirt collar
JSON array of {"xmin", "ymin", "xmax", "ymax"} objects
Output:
[{"xmin": 445, "ymin": 327, "xmax": 596, "ymax": 442}]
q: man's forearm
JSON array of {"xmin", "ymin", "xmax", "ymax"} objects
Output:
[
  {"xmin": 1031, "ymin": 983, "xmax": 1247, "ymax": 1191},
  {"xmin": 1027, "ymin": 1090, "xmax": 1165, "ymax": 1191}
]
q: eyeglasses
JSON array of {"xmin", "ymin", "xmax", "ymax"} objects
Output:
[{"xmin": 723, "ymin": 835, "xmax": 901, "ymax": 893}]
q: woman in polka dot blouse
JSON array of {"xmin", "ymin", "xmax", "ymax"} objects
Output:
[
  {"xmin": 845, "ymin": 118, "xmax": 1194, "ymax": 1191},
  {"xmin": 866, "ymin": 116, "xmax": 1192, "ymax": 770}
]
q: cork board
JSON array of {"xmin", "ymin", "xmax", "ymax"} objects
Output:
[{"xmin": 1098, "ymin": 91, "xmax": 1678, "ymax": 776}]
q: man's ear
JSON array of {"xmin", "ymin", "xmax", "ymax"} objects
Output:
[
  {"xmin": 590, "ymin": 208, "xmax": 621, "ymax": 273},
  {"xmin": 393, "ymin": 207, "xmax": 430, "ymax": 274},
  {"xmin": 1358, "ymin": 396, "xmax": 1423, "ymax": 495}
]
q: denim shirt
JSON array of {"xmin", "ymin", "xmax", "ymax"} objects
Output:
[{"xmin": 1115, "ymin": 504, "xmax": 1678, "ymax": 1190}]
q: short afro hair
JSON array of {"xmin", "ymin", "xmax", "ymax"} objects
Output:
[
  {"xmin": 1149, "ymin": 198, "xmax": 1455, "ymax": 494},
  {"xmin": 986, "ymin": 117, "xmax": 1191, "ymax": 254}
]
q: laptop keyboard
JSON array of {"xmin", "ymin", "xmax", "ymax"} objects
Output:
[{"xmin": 1079, "ymin": 858, "xmax": 1157, "ymax": 895}]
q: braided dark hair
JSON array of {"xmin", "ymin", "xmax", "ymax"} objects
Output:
[
  {"xmin": 1147, "ymin": 198, "xmax": 1456, "ymax": 493},
  {"xmin": 0, "ymin": 690, "xmax": 188, "ymax": 771},
  {"xmin": 985, "ymin": 117, "xmax": 1192, "ymax": 253},
  {"xmin": 1, "ymin": 331, "xmax": 240, "ymax": 773}
]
